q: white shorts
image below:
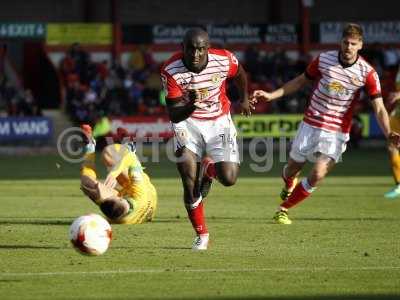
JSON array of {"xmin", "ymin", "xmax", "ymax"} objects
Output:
[
  {"xmin": 290, "ymin": 122, "xmax": 349, "ymax": 163},
  {"xmin": 172, "ymin": 113, "xmax": 239, "ymax": 163}
]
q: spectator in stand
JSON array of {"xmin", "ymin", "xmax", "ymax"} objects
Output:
[
  {"xmin": 97, "ymin": 60, "xmax": 109, "ymax": 81},
  {"xmin": 68, "ymin": 43, "xmax": 90, "ymax": 84},
  {"xmin": 244, "ymin": 45, "xmax": 261, "ymax": 81},
  {"xmin": 4, "ymin": 81, "xmax": 19, "ymax": 116},
  {"xmin": 59, "ymin": 52, "xmax": 76, "ymax": 83},
  {"xmin": 18, "ymin": 89, "xmax": 42, "ymax": 116}
]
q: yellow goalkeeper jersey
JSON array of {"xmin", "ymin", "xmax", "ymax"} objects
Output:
[{"xmin": 108, "ymin": 143, "xmax": 157, "ymax": 225}]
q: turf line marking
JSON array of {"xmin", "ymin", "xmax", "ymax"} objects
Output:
[{"xmin": 2, "ymin": 266, "xmax": 400, "ymax": 277}]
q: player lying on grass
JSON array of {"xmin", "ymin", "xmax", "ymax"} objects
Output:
[{"xmin": 80, "ymin": 124, "xmax": 157, "ymax": 224}]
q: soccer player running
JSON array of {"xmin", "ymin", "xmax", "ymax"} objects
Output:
[
  {"xmin": 80, "ymin": 125, "xmax": 157, "ymax": 224},
  {"xmin": 251, "ymin": 23, "xmax": 400, "ymax": 224},
  {"xmin": 160, "ymin": 28, "xmax": 252, "ymax": 250},
  {"xmin": 384, "ymin": 66, "xmax": 400, "ymax": 198}
]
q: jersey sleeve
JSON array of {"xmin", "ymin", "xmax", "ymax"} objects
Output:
[
  {"xmin": 365, "ymin": 69, "xmax": 382, "ymax": 99},
  {"xmin": 226, "ymin": 50, "xmax": 239, "ymax": 78},
  {"xmin": 160, "ymin": 68, "xmax": 182, "ymax": 99},
  {"xmin": 305, "ymin": 55, "xmax": 321, "ymax": 80}
]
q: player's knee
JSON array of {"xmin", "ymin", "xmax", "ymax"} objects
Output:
[
  {"xmin": 218, "ymin": 173, "xmax": 237, "ymax": 187},
  {"xmin": 216, "ymin": 164, "xmax": 238, "ymax": 186}
]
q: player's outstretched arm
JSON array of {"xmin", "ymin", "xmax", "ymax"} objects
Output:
[
  {"xmin": 387, "ymin": 91, "xmax": 400, "ymax": 106},
  {"xmin": 251, "ymin": 73, "xmax": 311, "ymax": 104},
  {"xmin": 371, "ymin": 97, "xmax": 400, "ymax": 147},
  {"xmin": 104, "ymin": 147, "xmax": 135, "ymax": 188}
]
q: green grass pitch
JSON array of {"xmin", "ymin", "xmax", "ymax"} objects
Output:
[{"xmin": 0, "ymin": 148, "xmax": 399, "ymax": 299}]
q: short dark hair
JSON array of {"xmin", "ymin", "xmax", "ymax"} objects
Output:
[
  {"xmin": 100, "ymin": 198, "xmax": 126, "ymax": 220},
  {"xmin": 342, "ymin": 23, "xmax": 363, "ymax": 40},
  {"xmin": 183, "ymin": 27, "xmax": 209, "ymax": 45}
]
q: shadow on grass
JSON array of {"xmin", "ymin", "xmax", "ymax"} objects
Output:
[
  {"xmin": 297, "ymin": 217, "xmax": 398, "ymax": 222},
  {"xmin": 0, "ymin": 279, "xmax": 22, "ymax": 283},
  {"xmin": 159, "ymin": 246, "xmax": 192, "ymax": 250},
  {"xmin": 0, "ymin": 216, "xmax": 396, "ymax": 227},
  {"xmin": 0, "ymin": 244, "xmax": 64, "ymax": 250},
  {"xmin": 136, "ymin": 296, "xmax": 400, "ymax": 300},
  {"xmin": 0, "ymin": 219, "xmax": 72, "ymax": 226}
]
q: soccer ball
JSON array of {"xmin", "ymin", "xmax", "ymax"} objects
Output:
[{"xmin": 69, "ymin": 214, "xmax": 112, "ymax": 256}]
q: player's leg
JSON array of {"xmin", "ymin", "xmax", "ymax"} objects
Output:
[
  {"xmin": 80, "ymin": 124, "xmax": 96, "ymax": 175},
  {"xmin": 385, "ymin": 144, "xmax": 400, "ymax": 198},
  {"xmin": 173, "ymin": 119, "xmax": 209, "ymax": 250},
  {"xmin": 176, "ymin": 147, "xmax": 209, "ymax": 250},
  {"xmin": 279, "ymin": 158, "xmax": 305, "ymax": 201},
  {"xmin": 197, "ymin": 159, "xmax": 240, "ymax": 200},
  {"xmin": 385, "ymin": 116, "xmax": 400, "ymax": 198},
  {"xmin": 272, "ymin": 123, "xmax": 309, "ymax": 224},
  {"xmin": 198, "ymin": 156, "xmax": 216, "ymax": 199},
  {"xmin": 80, "ymin": 124, "xmax": 101, "ymax": 203},
  {"xmin": 273, "ymin": 122, "xmax": 344, "ymax": 224},
  {"xmin": 273, "ymin": 158, "xmax": 304, "ymax": 225},
  {"xmin": 215, "ymin": 161, "xmax": 239, "ymax": 186},
  {"xmin": 204, "ymin": 114, "xmax": 240, "ymax": 194},
  {"xmin": 275, "ymin": 153, "xmax": 335, "ymax": 224}
]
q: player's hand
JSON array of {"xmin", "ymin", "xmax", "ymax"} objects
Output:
[
  {"xmin": 387, "ymin": 91, "xmax": 400, "ymax": 106},
  {"xmin": 240, "ymin": 100, "xmax": 253, "ymax": 116},
  {"xmin": 251, "ymin": 90, "xmax": 274, "ymax": 103},
  {"xmin": 104, "ymin": 174, "xmax": 117, "ymax": 189},
  {"xmin": 193, "ymin": 100, "xmax": 209, "ymax": 110},
  {"xmin": 188, "ymin": 89, "xmax": 201, "ymax": 102},
  {"xmin": 188, "ymin": 89, "xmax": 210, "ymax": 110},
  {"xmin": 97, "ymin": 182, "xmax": 119, "ymax": 200},
  {"xmin": 388, "ymin": 132, "xmax": 400, "ymax": 148}
]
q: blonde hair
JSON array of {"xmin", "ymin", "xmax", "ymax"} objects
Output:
[{"xmin": 342, "ymin": 23, "xmax": 363, "ymax": 40}]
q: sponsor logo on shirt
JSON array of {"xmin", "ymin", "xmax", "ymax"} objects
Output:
[
  {"xmin": 321, "ymin": 81, "xmax": 349, "ymax": 97},
  {"xmin": 211, "ymin": 73, "xmax": 222, "ymax": 85}
]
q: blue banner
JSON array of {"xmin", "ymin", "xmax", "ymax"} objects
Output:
[{"xmin": 0, "ymin": 117, "xmax": 53, "ymax": 141}]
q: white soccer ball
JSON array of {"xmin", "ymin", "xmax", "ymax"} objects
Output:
[{"xmin": 69, "ymin": 214, "xmax": 112, "ymax": 256}]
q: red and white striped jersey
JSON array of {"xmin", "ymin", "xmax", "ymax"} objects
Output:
[
  {"xmin": 160, "ymin": 48, "xmax": 239, "ymax": 120},
  {"xmin": 304, "ymin": 50, "xmax": 381, "ymax": 134}
]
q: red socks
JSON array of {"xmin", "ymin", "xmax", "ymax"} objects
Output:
[
  {"xmin": 205, "ymin": 161, "xmax": 216, "ymax": 179},
  {"xmin": 281, "ymin": 181, "xmax": 312, "ymax": 210},
  {"xmin": 282, "ymin": 165, "xmax": 296, "ymax": 189},
  {"xmin": 187, "ymin": 201, "xmax": 208, "ymax": 235},
  {"xmin": 282, "ymin": 174, "xmax": 295, "ymax": 189}
]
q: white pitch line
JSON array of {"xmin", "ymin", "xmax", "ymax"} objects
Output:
[{"xmin": 1, "ymin": 266, "xmax": 400, "ymax": 277}]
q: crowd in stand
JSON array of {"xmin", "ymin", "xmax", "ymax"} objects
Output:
[
  {"xmin": 59, "ymin": 43, "xmax": 400, "ymax": 126},
  {"xmin": 0, "ymin": 77, "xmax": 42, "ymax": 117},
  {"xmin": 1, "ymin": 42, "xmax": 397, "ymax": 123},
  {"xmin": 60, "ymin": 43, "xmax": 163, "ymax": 125}
]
